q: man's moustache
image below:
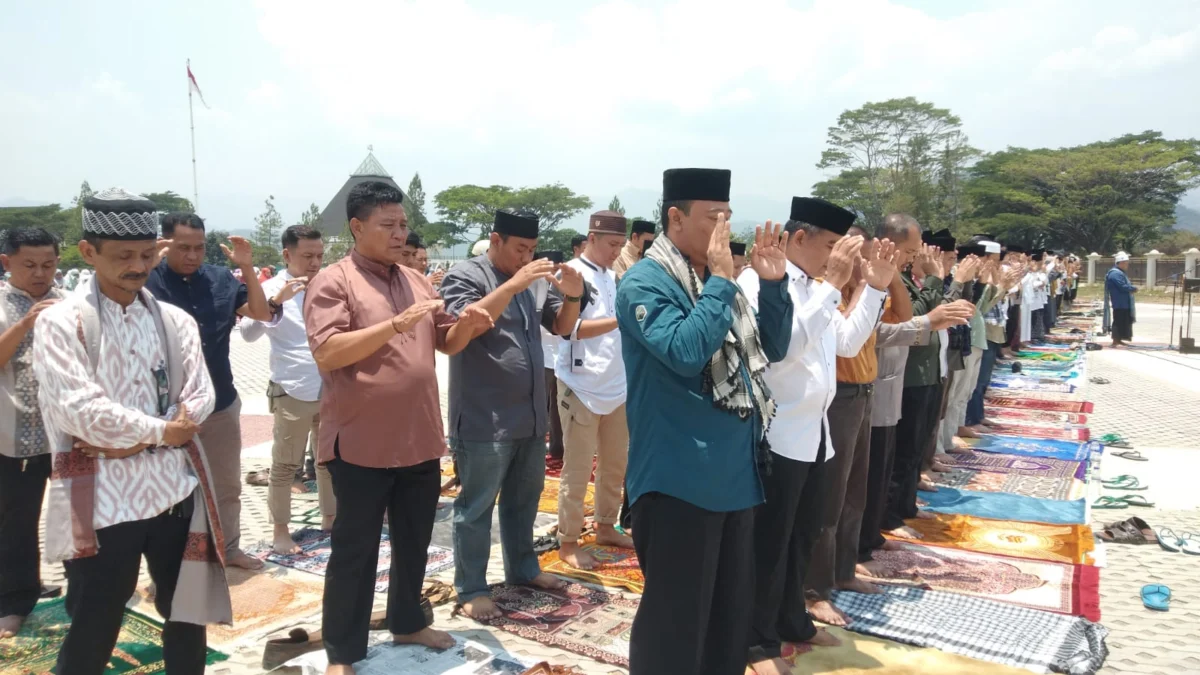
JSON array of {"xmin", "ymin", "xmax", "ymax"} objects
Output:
[{"xmin": 120, "ymin": 274, "xmax": 148, "ymax": 281}]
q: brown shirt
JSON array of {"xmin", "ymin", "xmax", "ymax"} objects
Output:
[
  {"xmin": 835, "ymin": 294, "xmax": 901, "ymax": 384},
  {"xmin": 304, "ymin": 249, "xmax": 456, "ymax": 468}
]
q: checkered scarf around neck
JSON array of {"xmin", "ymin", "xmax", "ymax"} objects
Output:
[{"xmin": 644, "ymin": 236, "xmax": 776, "ymax": 470}]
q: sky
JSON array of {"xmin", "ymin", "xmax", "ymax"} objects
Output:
[{"xmin": 3, "ymin": 0, "xmax": 1199, "ymax": 234}]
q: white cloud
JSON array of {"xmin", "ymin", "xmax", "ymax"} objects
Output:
[
  {"xmin": 247, "ymin": 80, "xmax": 283, "ymax": 107},
  {"xmin": 1039, "ymin": 23, "xmax": 1199, "ymax": 78},
  {"xmin": 89, "ymin": 72, "xmax": 135, "ymax": 105},
  {"xmin": 1093, "ymin": 25, "xmax": 1138, "ymax": 47}
]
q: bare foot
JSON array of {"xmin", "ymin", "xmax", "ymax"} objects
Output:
[
  {"xmin": 594, "ymin": 525, "xmax": 634, "ymax": 549},
  {"xmin": 947, "ymin": 443, "xmax": 973, "ymax": 454},
  {"xmin": 916, "ymin": 510, "xmax": 936, "ymax": 520},
  {"xmin": 272, "ymin": 528, "xmax": 302, "ymax": 555},
  {"xmin": 325, "ymin": 664, "xmax": 355, "ymax": 675},
  {"xmin": 526, "ymin": 572, "xmax": 567, "ymax": 591},
  {"xmin": 0, "ymin": 614, "xmax": 25, "ymax": 638},
  {"xmin": 837, "ymin": 576, "xmax": 882, "ymax": 594},
  {"xmin": 929, "ymin": 460, "xmax": 950, "ymax": 474},
  {"xmin": 886, "ymin": 526, "xmax": 922, "ymax": 540},
  {"xmin": 917, "ymin": 479, "xmax": 938, "ymax": 491},
  {"xmin": 748, "ymin": 657, "xmax": 791, "ymax": 674},
  {"xmin": 881, "ymin": 539, "xmax": 904, "ymax": 551},
  {"xmin": 806, "ymin": 627, "xmax": 842, "ymax": 647},
  {"xmin": 226, "ymin": 549, "xmax": 265, "ymax": 570},
  {"xmin": 558, "ymin": 542, "xmax": 597, "ymax": 570},
  {"xmin": 291, "ymin": 480, "xmax": 308, "ymax": 494},
  {"xmin": 957, "ymin": 426, "xmax": 981, "ymax": 439},
  {"xmin": 393, "ymin": 626, "xmax": 454, "ymax": 650},
  {"xmin": 806, "ymin": 599, "xmax": 848, "ymax": 627},
  {"xmin": 856, "ymin": 560, "xmax": 887, "ymax": 578},
  {"xmin": 459, "ymin": 596, "xmax": 502, "ymax": 621}
]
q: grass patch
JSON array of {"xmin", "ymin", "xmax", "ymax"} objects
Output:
[{"xmin": 1074, "ymin": 284, "xmax": 1179, "ymax": 305}]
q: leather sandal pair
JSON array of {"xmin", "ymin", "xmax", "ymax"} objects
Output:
[{"xmin": 1097, "ymin": 517, "xmax": 1157, "ymax": 545}]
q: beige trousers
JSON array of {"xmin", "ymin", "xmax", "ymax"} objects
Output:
[
  {"xmin": 198, "ymin": 397, "xmax": 243, "ymax": 553},
  {"xmin": 267, "ymin": 384, "xmax": 335, "ymax": 525},
  {"xmin": 556, "ymin": 384, "xmax": 628, "ymax": 543}
]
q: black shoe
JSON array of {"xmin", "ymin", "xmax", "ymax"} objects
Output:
[{"xmin": 40, "ymin": 584, "xmax": 62, "ymax": 599}]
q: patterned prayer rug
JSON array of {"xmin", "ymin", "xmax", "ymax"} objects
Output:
[
  {"xmin": 982, "ymin": 422, "xmax": 1090, "ymax": 441},
  {"xmin": 940, "ymin": 452, "xmax": 1086, "ymax": 479},
  {"xmin": 206, "ymin": 568, "xmax": 325, "ymax": 646},
  {"xmin": 481, "ymin": 582, "xmax": 636, "ymax": 667},
  {"xmin": 832, "ymin": 586, "xmax": 1108, "ymax": 674},
  {"xmin": 986, "ymin": 394, "xmax": 1092, "ymax": 411},
  {"xmin": 934, "ymin": 468, "xmax": 1086, "ymax": 501},
  {"xmin": 865, "ymin": 542, "xmax": 1100, "ymax": 620},
  {"xmin": 779, "ymin": 626, "xmax": 1031, "ymax": 674},
  {"xmin": 984, "ymin": 407, "xmax": 1088, "ymax": 424},
  {"xmin": 249, "ymin": 528, "xmax": 455, "ymax": 591},
  {"xmin": 988, "ymin": 380, "xmax": 1077, "ymax": 394},
  {"xmin": 0, "ymin": 598, "xmax": 228, "ymax": 674},
  {"xmin": 886, "ymin": 513, "xmax": 1095, "ymax": 565},
  {"xmin": 281, "ymin": 634, "xmax": 536, "ymax": 674},
  {"xmin": 538, "ymin": 477, "xmax": 595, "ymax": 517},
  {"xmin": 964, "ymin": 436, "xmax": 1097, "ymax": 462},
  {"xmin": 536, "ymin": 536, "xmax": 645, "ymax": 593},
  {"xmin": 918, "ymin": 488, "xmax": 1086, "ymax": 524}
]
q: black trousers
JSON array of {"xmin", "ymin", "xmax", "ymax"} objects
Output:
[
  {"xmin": 630, "ymin": 493, "xmax": 753, "ymax": 675},
  {"xmin": 749, "ymin": 439, "xmax": 827, "ymax": 661},
  {"xmin": 57, "ymin": 495, "xmax": 205, "ymax": 675},
  {"xmin": 1006, "ymin": 304, "xmax": 1021, "ymax": 348},
  {"xmin": 545, "ymin": 369, "xmax": 565, "ymax": 460},
  {"xmin": 887, "ymin": 384, "xmax": 941, "ymax": 528},
  {"xmin": 808, "ymin": 388, "xmax": 871, "ymax": 597},
  {"xmin": 0, "ymin": 454, "xmax": 51, "ymax": 619},
  {"xmin": 1112, "ymin": 309, "xmax": 1133, "ymax": 342},
  {"xmin": 860, "ymin": 425, "xmax": 896, "ymax": 560},
  {"xmin": 324, "ymin": 450, "xmax": 440, "ymax": 665}
]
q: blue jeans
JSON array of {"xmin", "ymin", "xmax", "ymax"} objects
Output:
[
  {"xmin": 966, "ymin": 341, "xmax": 1001, "ymax": 426},
  {"xmin": 450, "ymin": 436, "xmax": 545, "ymax": 601}
]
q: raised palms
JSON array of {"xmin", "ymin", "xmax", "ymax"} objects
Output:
[{"xmin": 750, "ymin": 221, "xmax": 790, "ymax": 281}]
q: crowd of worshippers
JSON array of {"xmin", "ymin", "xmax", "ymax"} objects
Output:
[{"xmin": 0, "ymin": 172, "xmax": 1086, "ymax": 675}]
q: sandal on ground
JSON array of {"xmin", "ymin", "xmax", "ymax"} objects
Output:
[
  {"xmin": 1101, "ymin": 475, "xmax": 1148, "ymax": 491},
  {"xmin": 1089, "ymin": 376, "xmax": 1111, "ymax": 384},
  {"xmin": 1141, "ymin": 584, "xmax": 1171, "ymax": 611},
  {"xmin": 261, "ymin": 610, "xmax": 390, "ymax": 670},
  {"xmin": 1092, "ymin": 496, "xmax": 1128, "ymax": 510},
  {"xmin": 1111, "ymin": 450, "xmax": 1147, "ymax": 461},
  {"xmin": 1176, "ymin": 531, "xmax": 1200, "ymax": 556},
  {"xmin": 1101, "ymin": 434, "xmax": 1135, "ymax": 450},
  {"xmin": 245, "ymin": 470, "xmax": 270, "ymax": 486},
  {"xmin": 1115, "ymin": 495, "xmax": 1155, "ymax": 508},
  {"xmin": 1099, "ymin": 519, "xmax": 1154, "ymax": 545}
]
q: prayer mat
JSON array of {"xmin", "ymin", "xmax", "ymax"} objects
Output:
[
  {"xmin": 536, "ymin": 536, "xmax": 644, "ymax": 593},
  {"xmin": 865, "ymin": 542, "xmax": 1100, "ymax": 620},
  {"xmin": 940, "ymin": 452, "xmax": 1086, "ymax": 479},
  {"xmin": 886, "ymin": 513, "xmax": 1095, "ymax": 565},
  {"xmin": 984, "ymin": 407, "xmax": 1088, "ymax": 424},
  {"xmin": 291, "ymin": 506, "xmax": 323, "ymax": 526},
  {"xmin": 481, "ymin": 582, "xmax": 636, "ymax": 667},
  {"xmin": 831, "ymin": 585, "xmax": 1108, "ymax": 674},
  {"xmin": 964, "ymin": 436, "xmax": 1097, "ymax": 462},
  {"xmin": 1014, "ymin": 351, "xmax": 1079, "ymax": 362},
  {"xmin": 282, "ymin": 634, "xmax": 536, "ymax": 674},
  {"xmin": 538, "ymin": 477, "xmax": 595, "ymax": 517},
  {"xmin": 249, "ymin": 528, "xmax": 455, "ymax": 591},
  {"xmin": 0, "ymin": 598, "xmax": 228, "ymax": 674},
  {"xmin": 988, "ymin": 380, "xmax": 1076, "ymax": 394},
  {"xmin": 780, "ymin": 626, "xmax": 1031, "ymax": 674},
  {"xmin": 983, "ymin": 422, "xmax": 1090, "ymax": 441},
  {"xmin": 986, "ymin": 393, "xmax": 1091, "ymax": 410},
  {"xmin": 918, "ymin": 487, "xmax": 1086, "ymax": 524},
  {"xmin": 934, "ymin": 468, "xmax": 1085, "ymax": 501},
  {"xmin": 205, "ymin": 568, "xmax": 326, "ymax": 646}
]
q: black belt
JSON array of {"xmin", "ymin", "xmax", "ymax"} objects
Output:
[{"xmin": 836, "ymin": 382, "xmax": 873, "ymax": 396}]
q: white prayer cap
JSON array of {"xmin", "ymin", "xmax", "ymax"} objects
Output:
[
  {"xmin": 1114, "ymin": 252, "xmax": 1130, "ymax": 263},
  {"xmin": 981, "ymin": 240, "xmax": 1001, "ymax": 255},
  {"xmin": 471, "ymin": 240, "xmax": 490, "ymax": 256}
]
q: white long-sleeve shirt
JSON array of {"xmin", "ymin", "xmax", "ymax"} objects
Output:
[
  {"xmin": 739, "ymin": 261, "xmax": 886, "ymax": 462},
  {"xmin": 554, "ymin": 255, "xmax": 626, "ymax": 415},
  {"xmin": 33, "ymin": 294, "xmax": 214, "ymax": 529},
  {"xmin": 240, "ymin": 270, "xmax": 320, "ymax": 402}
]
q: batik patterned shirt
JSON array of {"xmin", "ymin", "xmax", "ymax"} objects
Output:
[
  {"xmin": 33, "ymin": 293, "xmax": 214, "ymax": 529},
  {"xmin": 0, "ymin": 284, "xmax": 64, "ymax": 458}
]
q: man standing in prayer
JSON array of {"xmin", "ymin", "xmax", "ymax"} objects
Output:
[
  {"xmin": 739, "ymin": 199, "xmax": 892, "ymax": 668},
  {"xmin": 616, "ymin": 168, "xmax": 793, "ymax": 675},
  {"xmin": 613, "ymin": 219, "xmax": 656, "ymax": 279},
  {"xmin": 304, "ymin": 182, "xmax": 495, "ymax": 669},
  {"xmin": 33, "ymin": 188, "xmax": 230, "ymax": 674},
  {"xmin": 146, "ymin": 212, "xmax": 279, "ymax": 570},
  {"xmin": 0, "ymin": 227, "xmax": 64, "ymax": 639},
  {"xmin": 555, "ymin": 211, "xmax": 632, "ymax": 570},
  {"xmin": 441, "ymin": 209, "xmax": 585, "ymax": 620},
  {"xmin": 241, "ymin": 225, "xmax": 334, "ymax": 554},
  {"xmin": 571, "ymin": 234, "xmax": 588, "ymax": 260},
  {"xmin": 1105, "ymin": 252, "xmax": 1137, "ymax": 347}
]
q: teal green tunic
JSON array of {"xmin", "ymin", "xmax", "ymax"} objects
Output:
[{"xmin": 615, "ymin": 259, "xmax": 793, "ymax": 513}]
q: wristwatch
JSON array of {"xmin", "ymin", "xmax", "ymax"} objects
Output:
[
  {"xmin": 267, "ymin": 298, "xmax": 283, "ymax": 316},
  {"xmin": 564, "ymin": 293, "xmax": 583, "ymax": 303}
]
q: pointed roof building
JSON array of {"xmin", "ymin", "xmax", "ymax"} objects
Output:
[{"xmin": 317, "ymin": 147, "xmax": 405, "ymax": 236}]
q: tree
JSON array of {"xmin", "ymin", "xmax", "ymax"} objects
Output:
[
  {"xmin": 814, "ymin": 97, "xmax": 978, "ymax": 231},
  {"xmin": 536, "ymin": 228, "xmax": 585, "ymax": 258},
  {"xmin": 964, "ymin": 132, "xmax": 1200, "ymax": 252},
  {"xmin": 510, "ymin": 184, "xmax": 592, "ymax": 231},
  {"xmin": 298, "ymin": 203, "xmax": 321, "ymax": 228},
  {"xmin": 407, "ymin": 173, "xmax": 430, "ymax": 230},
  {"xmin": 205, "ymin": 230, "xmax": 232, "ymax": 267},
  {"xmin": 433, "ymin": 182, "xmax": 593, "ymax": 244},
  {"xmin": 143, "ymin": 191, "xmax": 194, "ymax": 214},
  {"xmin": 608, "ymin": 195, "xmax": 625, "ymax": 215},
  {"xmin": 252, "ymin": 196, "xmax": 284, "ymax": 267}
]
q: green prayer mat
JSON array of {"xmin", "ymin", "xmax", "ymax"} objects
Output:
[{"xmin": 0, "ymin": 598, "xmax": 228, "ymax": 674}]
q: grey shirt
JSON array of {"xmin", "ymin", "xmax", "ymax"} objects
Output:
[
  {"xmin": 441, "ymin": 256, "xmax": 563, "ymax": 442},
  {"xmin": 0, "ymin": 284, "xmax": 64, "ymax": 457}
]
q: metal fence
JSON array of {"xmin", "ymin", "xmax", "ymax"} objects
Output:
[{"xmin": 1092, "ymin": 256, "xmax": 1189, "ymax": 287}]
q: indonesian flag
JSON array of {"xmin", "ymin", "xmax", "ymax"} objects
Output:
[{"xmin": 187, "ymin": 61, "xmax": 209, "ymax": 109}]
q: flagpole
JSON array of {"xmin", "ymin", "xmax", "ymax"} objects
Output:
[{"xmin": 188, "ymin": 59, "xmax": 199, "ymax": 212}]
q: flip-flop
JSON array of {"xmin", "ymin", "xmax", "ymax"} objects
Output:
[
  {"xmin": 1102, "ymin": 476, "xmax": 1148, "ymax": 491},
  {"xmin": 1142, "ymin": 584, "xmax": 1171, "ymax": 611},
  {"xmin": 1177, "ymin": 532, "xmax": 1200, "ymax": 556},
  {"xmin": 1101, "ymin": 434, "xmax": 1135, "ymax": 450},
  {"xmin": 1112, "ymin": 450, "xmax": 1148, "ymax": 461},
  {"xmin": 1116, "ymin": 495, "xmax": 1155, "ymax": 508},
  {"xmin": 1093, "ymin": 496, "xmax": 1129, "ymax": 510},
  {"xmin": 1158, "ymin": 527, "xmax": 1184, "ymax": 553},
  {"xmin": 1089, "ymin": 376, "xmax": 1111, "ymax": 384}
]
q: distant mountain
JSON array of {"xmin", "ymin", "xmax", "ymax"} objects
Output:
[
  {"xmin": 0, "ymin": 197, "xmax": 53, "ymax": 208},
  {"xmin": 1175, "ymin": 203, "xmax": 1200, "ymax": 233}
]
